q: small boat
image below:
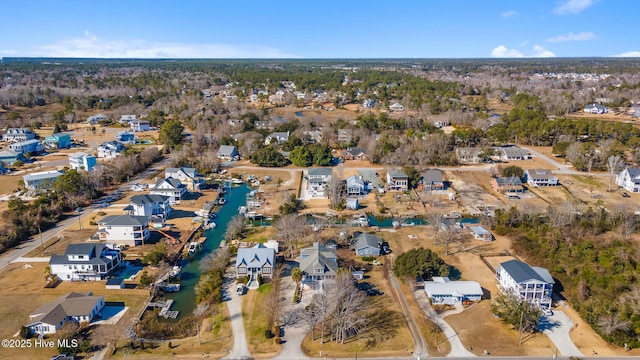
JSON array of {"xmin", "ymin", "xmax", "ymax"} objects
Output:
[
  {"xmin": 218, "ymin": 198, "xmax": 226, "ymax": 205},
  {"xmin": 170, "ymin": 266, "xmax": 182, "ymax": 277},
  {"xmin": 204, "ymin": 221, "xmax": 216, "ymax": 229},
  {"xmin": 231, "ymin": 178, "xmax": 244, "ymax": 184},
  {"xmin": 188, "ymin": 242, "xmax": 198, "ymax": 255},
  {"xmin": 238, "ymin": 206, "xmax": 247, "ymax": 215},
  {"xmin": 353, "ymin": 215, "xmax": 369, "ymax": 227}
]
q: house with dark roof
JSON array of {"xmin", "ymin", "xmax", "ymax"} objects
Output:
[
  {"xmin": 115, "ymin": 131, "xmax": 136, "ymax": 144},
  {"xmin": 264, "ymin": 131, "xmax": 290, "ymax": 145},
  {"xmin": 124, "ymin": 194, "xmax": 172, "ymax": 221},
  {"xmin": 354, "ymin": 233, "xmax": 383, "ymax": 256},
  {"xmin": 386, "ymin": 169, "xmax": 408, "ymax": 192},
  {"xmin": 27, "ymin": 292, "xmax": 105, "ymax": 335},
  {"xmin": 584, "ymin": 103, "xmax": 607, "ymax": 114},
  {"xmin": 496, "ymin": 260, "xmax": 554, "ymax": 310},
  {"xmin": 150, "ymin": 177, "xmax": 187, "ymax": 203},
  {"xmin": 165, "ymin": 167, "xmax": 203, "ymax": 191},
  {"xmin": 617, "ymin": 167, "xmax": 640, "ymax": 193},
  {"xmin": 96, "ymin": 215, "xmax": 150, "ymax": 246},
  {"xmin": 50, "ymin": 243, "xmax": 123, "ymax": 281},
  {"xmin": 217, "ymin": 145, "xmax": 240, "ymax": 161},
  {"xmin": 491, "ymin": 176, "xmax": 524, "ymax": 193},
  {"xmin": 525, "ymin": 169, "xmax": 558, "ymax": 187},
  {"xmin": 87, "ymin": 114, "xmax": 107, "ymax": 125},
  {"xmin": 299, "ymin": 242, "xmax": 339, "ymax": 283},
  {"xmin": 495, "ymin": 146, "xmax": 531, "ymax": 161},
  {"xmin": 421, "ymin": 169, "xmax": 444, "ymax": 191},
  {"xmin": 342, "ymin": 147, "xmax": 368, "ymax": 161},
  {"xmin": 235, "ymin": 244, "xmax": 276, "ymax": 289}
]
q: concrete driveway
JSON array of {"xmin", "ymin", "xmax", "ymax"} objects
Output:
[
  {"xmin": 539, "ymin": 310, "xmax": 584, "ymax": 357},
  {"xmin": 222, "ymin": 278, "xmax": 252, "ymax": 360}
]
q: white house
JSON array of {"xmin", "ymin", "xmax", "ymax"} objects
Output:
[
  {"xmin": 119, "ymin": 115, "xmax": 137, "ymax": 124},
  {"xmin": 217, "ymin": 145, "xmax": 240, "ymax": 160},
  {"xmin": 124, "ymin": 194, "xmax": 172, "ymax": 221},
  {"xmin": 616, "ymin": 167, "xmax": 640, "ymax": 193},
  {"xmin": 49, "ymin": 243, "xmax": 123, "ymax": 281},
  {"xmin": 130, "ymin": 120, "xmax": 150, "ymax": 132},
  {"xmin": 386, "ymin": 170, "xmax": 409, "ymax": 192},
  {"xmin": 165, "ymin": 167, "xmax": 203, "ymax": 191},
  {"xmin": 424, "ymin": 277, "xmax": 483, "ymax": 305},
  {"xmin": 584, "ymin": 103, "xmax": 607, "ymax": 114},
  {"xmin": 307, "ymin": 168, "xmax": 333, "ymax": 198},
  {"xmin": 150, "ymin": 177, "xmax": 187, "ymax": 203},
  {"xmin": 68, "ymin": 152, "xmax": 97, "ymax": 171},
  {"xmin": 496, "ymin": 260, "xmax": 554, "ymax": 310},
  {"xmin": 96, "ymin": 215, "xmax": 150, "ymax": 247},
  {"xmin": 389, "ymin": 102, "xmax": 404, "ymax": 112},
  {"xmin": 97, "ymin": 141, "xmax": 125, "ymax": 158},
  {"xmin": 3, "ymin": 128, "xmax": 36, "ymax": 143},
  {"xmin": 470, "ymin": 226, "xmax": 493, "ymax": 241},
  {"xmin": 23, "ymin": 170, "xmax": 63, "ymax": 191},
  {"xmin": 346, "ymin": 175, "xmax": 366, "ymax": 196},
  {"xmin": 264, "ymin": 131, "xmax": 290, "ymax": 145},
  {"xmin": 235, "ymin": 244, "xmax": 276, "ymax": 289},
  {"xmin": 27, "ymin": 292, "xmax": 104, "ymax": 336},
  {"xmin": 525, "ymin": 169, "xmax": 558, "ymax": 187}
]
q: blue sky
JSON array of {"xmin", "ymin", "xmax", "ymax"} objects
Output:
[{"xmin": 1, "ymin": 0, "xmax": 638, "ymax": 59}]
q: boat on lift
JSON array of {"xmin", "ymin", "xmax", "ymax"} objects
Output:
[{"xmin": 188, "ymin": 242, "xmax": 198, "ymax": 255}]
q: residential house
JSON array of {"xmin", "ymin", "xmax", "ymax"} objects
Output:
[
  {"xmin": 23, "ymin": 170, "xmax": 63, "ymax": 191},
  {"xmin": 119, "ymin": 115, "xmax": 137, "ymax": 124},
  {"xmin": 87, "ymin": 114, "xmax": 107, "ymax": 125},
  {"xmin": 249, "ymin": 94, "xmax": 259, "ymax": 102},
  {"xmin": 354, "ymin": 233, "xmax": 382, "ymax": 256},
  {"xmin": 456, "ymin": 147, "xmax": 483, "ymax": 163},
  {"xmin": 68, "ymin": 152, "xmax": 97, "ymax": 171},
  {"xmin": 342, "ymin": 147, "xmax": 368, "ymax": 161},
  {"xmin": 97, "ymin": 141, "xmax": 125, "ymax": 158},
  {"xmin": 386, "ymin": 169, "xmax": 409, "ymax": 192},
  {"xmin": 617, "ymin": 167, "xmax": 640, "ymax": 193},
  {"xmin": 299, "ymin": 242, "xmax": 339, "ymax": 284},
  {"xmin": 363, "ymin": 99, "xmax": 376, "ymax": 108},
  {"xmin": 130, "ymin": 120, "xmax": 150, "ymax": 132},
  {"xmin": 495, "ymin": 146, "xmax": 531, "ymax": 161},
  {"xmin": 346, "ymin": 175, "xmax": 366, "ymax": 196},
  {"xmin": 525, "ymin": 169, "xmax": 558, "ymax": 187},
  {"xmin": 27, "ymin": 292, "xmax": 104, "ymax": 336},
  {"xmin": 496, "ymin": 260, "xmax": 554, "ymax": 310},
  {"xmin": 49, "ymin": 243, "xmax": 123, "ymax": 281},
  {"xmin": 9, "ymin": 139, "xmax": 45, "ymax": 154},
  {"xmin": 303, "ymin": 129, "xmax": 323, "ymax": 143},
  {"xmin": 43, "ymin": 133, "xmax": 71, "ymax": 149},
  {"xmin": 470, "ymin": 226, "xmax": 493, "ymax": 241},
  {"xmin": 584, "ymin": 103, "xmax": 607, "ymax": 114},
  {"xmin": 217, "ymin": 145, "xmax": 240, "ymax": 161},
  {"xmin": 421, "ymin": 169, "xmax": 444, "ymax": 191},
  {"xmin": 264, "ymin": 131, "xmax": 290, "ymax": 145},
  {"xmin": 150, "ymin": 177, "xmax": 187, "ymax": 203},
  {"xmin": 491, "ymin": 176, "xmax": 524, "ymax": 193},
  {"xmin": 307, "ymin": 168, "xmax": 333, "ymax": 197},
  {"xmin": 115, "ymin": 131, "xmax": 136, "ymax": 144},
  {"xmin": 235, "ymin": 244, "xmax": 276, "ymax": 288},
  {"xmin": 389, "ymin": 102, "xmax": 404, "ymax": 112},
  {"xmin": 337, "ymin": 128, "xmax": 353, "ymax": 143},
  {"xmin": 96, "ymin": 215, "xmax": 150, "ymax": 247},
  {"xmin": 3, "ymin": 128, "xmax": 36, "ymax": 143},
  {"xmin": 124, "ymin": 194, "xmax": 172, "ymax": 221},
  {"xmin": 0, "ymin": 150, "xmax": 26, "ymax": 165},
  {"xmin": 424, "ymin": 277, "xmax": 483, "ymax": 305},
  {"xmin": 165, "ymin": 167, "xmax": 203, "ymax": 191}
]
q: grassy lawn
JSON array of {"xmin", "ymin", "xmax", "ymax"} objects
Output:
[{"xmin": 243, "ymin": 283, "xmax": 280, "ymax": 358}]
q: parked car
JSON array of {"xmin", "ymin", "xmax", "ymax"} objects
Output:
[
  {"xmin": 236, "ymin": 283, "xmax": 245, "ymax": 295},
  {"xmin": 74, "ymin": 207, "xmax": 83, "ymax": 214}
]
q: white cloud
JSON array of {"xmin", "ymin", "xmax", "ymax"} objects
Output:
[
  {"xmin": 491, "ymin": 45, "xmax": 524, "ymax": 58},
  {"xmin": 501, "ymin": 10, "xmax": 518, "ymax": 18},
  {"xmin": 532, "ymin": 45, "xmax": 556, "ymax": 57},
  {"xmin": 553, "ymin": 0, "xmax": 594, "ymax": 15},
  {"xmin": 491, "ymin": 45, "xmax": 555, "ymax": 58},
  {"xmin": 546, "ymin": 32, "xmax": 596, "ymax": 42},
  {"xmin": 613, "ymin": 51, "xmax": 640, "ymax": 57},
  {"xmin": 29, "ymin": 31, "xmax": 299, "ymax": 58}
]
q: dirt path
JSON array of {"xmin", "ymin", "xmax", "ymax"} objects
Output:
[{"xmin": 386, "ymin": 262, "xmax": 428, "ymax": 357}]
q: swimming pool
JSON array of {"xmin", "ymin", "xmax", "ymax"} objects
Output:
[{"xmin": 116, "ymin": 264, "xmax": 143, "ymax": 280}]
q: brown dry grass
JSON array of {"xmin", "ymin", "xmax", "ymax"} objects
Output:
[{"xmin": 243, "ymin": 284, "xmax": 281, "ymax": 359}]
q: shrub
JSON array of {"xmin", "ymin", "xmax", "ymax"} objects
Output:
[
  {"xmin": 361, "ymin": 256, "xmax": 374, "ymax": 262},
  {"xmin": 265, "ymin": 329, "xmax": 274, "ymax": 339}
]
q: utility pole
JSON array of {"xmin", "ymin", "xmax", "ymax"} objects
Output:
[{"xmin": 39, "ymin": 227, "xmax": 44, "ymax": 255}]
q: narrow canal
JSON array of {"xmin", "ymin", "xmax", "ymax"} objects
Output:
[{"xmin": 165, "ymin": 184, "xmax": 249, "ymax": 318}]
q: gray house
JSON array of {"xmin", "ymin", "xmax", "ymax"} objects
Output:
[
  {"xmin": 299, "ymin": 242, "xmax": 339, "ymax": 283},
  {"xmin": 235, "ymin": 244, "xmax": 276, "ymax": 289},
  {"xmin": 355, "ymin": 233, "xmax": 382, "ymax": 256},
  {"xmin": 421, "ymin": 169, "xmax": 444, "ymax": 191},
  {"xmin": 217, "ymin": 145, "xmax": 240, "ymax": 160}
]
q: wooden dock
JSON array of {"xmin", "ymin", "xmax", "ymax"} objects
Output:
[{"xmin": 148, "ymin": 299, "xmax": 180, "ymax": 319}]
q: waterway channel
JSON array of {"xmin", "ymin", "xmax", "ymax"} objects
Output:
[{"xmin": 165, "ymin": 184, "xmax": 249, "ymax": 319}]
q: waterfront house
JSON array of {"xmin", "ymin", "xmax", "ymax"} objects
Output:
[
  {"xmin": 49, "ymin": 243, "xmax": 122, "ymax": 281},
  {"xmin": 346, "ymin": 175, "xmax": 366, "ymax": 196},
  {"xmin": 96, "ymin": 215, "xmax": 151, "ymax": 247},
  {"xmin": 386, "ymin": 169, "xmax": 408, "ymax": 192},
  {"xmin": 354, "ymin": 233, "xmax": 382, "ymax": 256},
  {"xmin": 300, "ymin": 242, "xmax": 339, "ymax": 284},
  {"xmin": 165, "ymin": 167, "xmax": 203, "ymax": 191},
  {"xmin": 150, "ymin": 177, "xmax": 187, "ymax": 203},
  {"xmin": 27, "ymin": 292, "xmax": 104, "ymax": 336},
  {"xmin": 421, "ymin": 169, "xmax": 444, "ymax": 191},
  {"xmin": 235, "ymin": 244, "xmax": 276, "ymax": 289},
  {"xmin": 307, "ymin": 168, "xmax": 333, "ymax": 198}
]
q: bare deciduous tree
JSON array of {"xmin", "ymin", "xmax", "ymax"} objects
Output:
[
  {"xmin": 607, "ymin": 155, "xmax": 624, "ymax": 192},
  {"xmin": 274, "ymin": 213, "xmax": 308, "ymax": 258}
]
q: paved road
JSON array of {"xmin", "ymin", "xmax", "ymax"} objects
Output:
[
  {"xmin": 387, "ymin": 258, "xmax": 428, "ymax": 357},
  {"xmin": 222, "ymin": 277, "xmax": 252, "ymax": 360},
  {"xmin": 541, "ymin": 311, "xmax": 584, "ymax": 357}
]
